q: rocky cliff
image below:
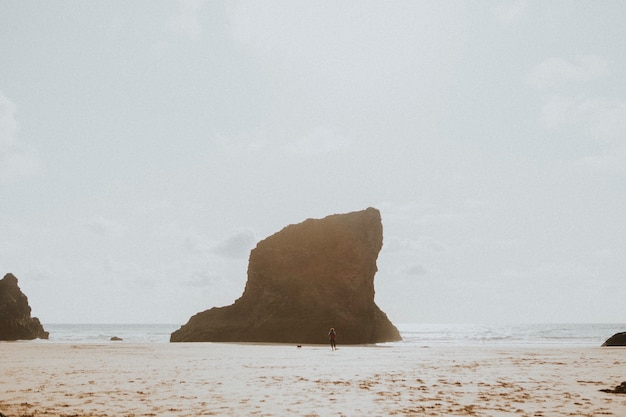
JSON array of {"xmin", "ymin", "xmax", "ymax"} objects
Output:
[
  {"xmin": 171, "ymin": 207, "xmax": 401, "ymax": 344},
  {"xmin": 0, "ymin": 273, "xmax": 49, "ymax": 340}
]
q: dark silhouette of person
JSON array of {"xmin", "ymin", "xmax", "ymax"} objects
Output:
[{"xmin": 328, "ymin": 327, "xmax": 337, "ymax": 350}]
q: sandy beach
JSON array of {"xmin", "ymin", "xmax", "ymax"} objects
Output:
[{"xmin": 0, "ymin": 342, "xmax": 625, "ymax": 416}]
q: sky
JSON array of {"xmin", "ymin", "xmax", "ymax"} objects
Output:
[{"xmin": 1, "ymin": 1, "xmax": 625, "ymax": 325}]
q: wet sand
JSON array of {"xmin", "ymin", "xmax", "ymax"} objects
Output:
[{"xmin": 1, "ymin": 342, "xmax": 625, "ymax": 416}]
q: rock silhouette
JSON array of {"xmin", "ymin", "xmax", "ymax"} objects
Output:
[
  {"xmin": 602, "ymin": 332, "xmax": 626, "ymax": 347},
  {"xmin": 171, "ymin": 208, "xmax": 401, "ymax": 344},
  {"xmin": 600, "ymin": 381, "xmax": 626, "ymax": 394},
  {"xmin": 0, "ymin": 273, "xmax": 49, "ymax": 340}
]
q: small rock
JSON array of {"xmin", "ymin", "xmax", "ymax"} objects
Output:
[
  {"xmin": 602, "ymin": 332, "xmax": 626, "ymax": 346},
  {"xmin": 600, "ymin": 381, "xmax": 626, "ymax": 394},
  {"xmin": 110, "ymin": 336, "xmax": 123, "ymax": 341}
]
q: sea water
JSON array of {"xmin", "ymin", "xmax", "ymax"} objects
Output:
[
  {"xmin": 41, "ymin": 323, "xmax": 180, "ymax": 343},
  {"xmin": 37, "ymin": 323, "xmax": 625, "ymax": 347},
  {"xmin": 390, "ymin": 323, "xmax": 625, "ymax": 347}
]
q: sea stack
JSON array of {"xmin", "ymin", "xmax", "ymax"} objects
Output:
[
  {"xmin": 0, "ymin": 273, "xmax": 49, "ymax": 341},
  {"xmin": 171, "ymin": 207, "xmax": 401, "ymax": 344}
]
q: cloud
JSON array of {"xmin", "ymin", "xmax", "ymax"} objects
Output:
[
  {"xmin": 531, "ymin": 55, "xmax": 619, "ymax": 154},
  {"xmin": 492, "ymin": 0, "xmax": 528, "ymax": 25},
  {"xmin": 228, "ymin": 1, "xmax": 467, "ymax": 115},
  {"xmin": 384, "ymin": 235, "xmax": 449, "ymax": 255},
  {"xmin": 215, "ymin": 126, "xmax": 351, "ymax": 158},
  {"xmin": 166, "ymin": 0, "xmax": 205, "ymax": 41},
  {"xmin": 577, "ymin": 99, "xmax": 626, "ymax": 172},
  {"xmin": 283, "ymin": 127, "xmax": 351, "ymax": 156},
  {"xmin": 403, "ymin": 264, "xmax": 428, "ymax": 277},
  {"xmin": 183, "ymin": 234, "xmax": 209, "ymax": 254},
  {"xmin": 0, "ymin": 93, "xmax": 18, "ymax": 149},
  {"xmin": 0, "ymin": 91, "xmax": 41, "ymax": 184},
  {"xmin": 214, "ymin": 132, "xmax": 268, "ymax": 153},
  {"xmin": 578, "ymin": 148, "xmax": 626, "ymax": 174},
  {"xmin": 538, "ymin": 95, "xmax": 578, "ymax": 130},
  {"xmin": 211, "ymin": 229, "xmax": 257, "ymax": 259},
  {"xmin": 81, "ymin": 216, "xmax": 126, "ymax": 238},
  {"xmin": 540, "ymin": 96, "xmax": 626, "ymax": 142},
  {"xmin": 181, "ymin": 270, "xmax": 224, "ymax": 288},
  {"xmin": 527, "ymin": 55, "xmax": 609, "ymax": 90},
  {"xmin": 539, "ymin": 95, "xmax": 626, "ymax": 173},
  {"xmin": 585, "ymin": 100, "xmax": 626, "ymax": 145}
]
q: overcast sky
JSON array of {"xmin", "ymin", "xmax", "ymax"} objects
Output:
[{"xmin": 1, "ymin": 1, "xmax": 625, "ymax": 324}]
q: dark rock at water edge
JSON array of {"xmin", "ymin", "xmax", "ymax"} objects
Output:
[
  {"xmin": 602, "ymin": 332, "xmax": 626, "ymax": 346},
  {"xmin": 0, "ymin": 273, "xmax": 49, "ymax": 340},
  {"xmin": 171, "ymin": 207, "xmax": 401, "ymax": 344},
  {"xmin": 600, "ymin": 381, "xmax": 626, "ymax": 394}
]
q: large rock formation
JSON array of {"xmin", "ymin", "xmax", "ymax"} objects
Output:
[
  {"xmin": 171, "ymin": 207, "xmax": 401, "ymax": 344},
  {"xmin": 0, "ymin": 273, "xmax": 49, "ymax": 340},
  {"xmin": 602, "ymin": 332, "xmax": 626, "ymax": 347}
]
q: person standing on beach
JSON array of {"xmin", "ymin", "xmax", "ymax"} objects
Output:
[{"xmin": 328, "ymin": 328, "xmax": 337, "ymax": 351}]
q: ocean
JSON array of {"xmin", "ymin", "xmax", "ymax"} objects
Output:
[{"xmin": 36, "ymin": 323, "xmax": 625, "ymax": 347}]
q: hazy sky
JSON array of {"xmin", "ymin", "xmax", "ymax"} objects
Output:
[{"xmin": 1, "ymin": 1, "xmax": 625, "ymax": 324}]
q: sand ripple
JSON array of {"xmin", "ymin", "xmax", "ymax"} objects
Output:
[{"xmin": 1, "ymin": 343, "xmax": 625, "ymax": 416}]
